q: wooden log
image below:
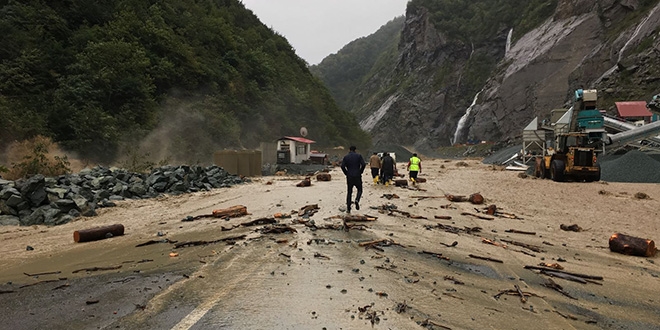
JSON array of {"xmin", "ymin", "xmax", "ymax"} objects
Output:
[
  {"xmin": 74, "ymin": 224, "xmax": 124, "ymax": 243},
  {"xmin": 461, "ymin": 212, "xmax": 494, "ymax": 221},
  {"xmin": 343, "ymin": 215, "xmax": 377, "ymax": 222},
  {"xmin": 415, "ymin": 177, "xmax": 427, "ymax": 183},
  {"xmin": 212, "ymin": 205, "xmax": 248, "ymax": 218},
  {"xmin": 468, "ymin": 193, "xmax": 484, "ymax": 205},
  {"xmin": 393, "ymin": 179, "xmax": 408, "ymax": 187},
  {"xmin": 296, "ymin": 177, "xmax": 311, "ymax": 187},
  {"xmin": 434, "ymin": 215, "xmax": 452, "ymax": 220},
  {"xmin": 523, "ymin": 265, "xmax": 603, "ymax": 280},
  {"xmin": 609, "ymin": 233, "xmax": 657, "ymax": 257},
  {"xmin": 446, "ymin": 194, "xmax": 467, "ymax": 202},
  {"xmin": 486, "ymin": 204, "xmax": 497, "ymax": 215},
  {"xmin": 316, "ymin": 173, "xmax": 331, "ymax": 181}
]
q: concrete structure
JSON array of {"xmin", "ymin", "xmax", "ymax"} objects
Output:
[{"xmin": 276, "ymin": 136, "xmax": 315, "ymax": 164}]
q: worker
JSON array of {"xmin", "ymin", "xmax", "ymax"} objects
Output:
[
  {"xmin": 407, "ymin": 153, "xmax": 422, "ymax": 183},
  {"xmin": 368, "ymin": 152, "xmax": 381, "ymax": 184},
  {"xmin": 380, "ymin": 152, "xmax": 395, "ymax": 186},
  {"xmin": 341, "ymin": 146, "xmax": 366, "ymax": 213}
]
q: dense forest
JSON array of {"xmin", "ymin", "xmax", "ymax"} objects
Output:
[{"xmin": 0, "ymin": 0, "xmax": 370, "ymax": 164}]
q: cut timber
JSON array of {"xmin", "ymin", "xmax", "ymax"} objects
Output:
[
  {"xmin": 212, "ymin": 205, "xmax": 248, "ymax": 218},
  {"xmin": 609, "ymin": 233, "xmax": 657, "ymax": 257},
  {"xmin": 296, "ymin": 177, "xmax": 311, "ymax": 187},
  {"xmin": 468, "ymin": 193, "xmax": 484, "ymax": 205},
  {"xmin": 74, "ymin": 224, "xmax": 124, "ymax": 243},
  {"xmin": 394, "ymin": 179, "xmax": 408, "ymax": 187},
  {"xmin": 316, "ymin": 173, "xmax": 331, "ymax": 181},
  {"xmin": 343, "ymin": 215, "xmax": 377, "ymax": 222},
  {"xmin": 446, "ymin": 194, "xmax": 467, "ymax": 202}
]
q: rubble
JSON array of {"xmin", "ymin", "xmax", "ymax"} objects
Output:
[{"xmin": 0, "ymin": 165, "xmax": 245, "ymax": 227}]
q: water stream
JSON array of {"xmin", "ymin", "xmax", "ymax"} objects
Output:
[
  {"xmin": 452, "ymin": 91, "xmax": 481, "ymax": 145},
  {"xmin": 505, "ymin": 28, "xmax": 513, "ymax": 55}
]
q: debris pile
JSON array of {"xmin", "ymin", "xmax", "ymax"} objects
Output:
[
  {"xmin": 600, "ymin": 150, "xmax": 660, "ymax": 183},
  {"xmin": 0, "ymin": 165, "xmax": 245, "ymax": 226}
]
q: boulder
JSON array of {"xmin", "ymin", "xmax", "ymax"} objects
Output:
[
  {"xmin": 0, "ymin": 215, "xmax": 20, "ymax": 226},
  {"xmin": 19, "ymin": 175, "xmax": 48, "ymax": 207}
]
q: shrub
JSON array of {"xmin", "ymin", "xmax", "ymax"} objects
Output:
[{"xmin": 3, "ymin": 136, "xmax": 71, "ymax": 180}]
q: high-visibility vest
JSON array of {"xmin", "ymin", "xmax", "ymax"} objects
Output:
[{"xmin": 409, "ymin": 156, "xmax": 420, "ymax": 171}]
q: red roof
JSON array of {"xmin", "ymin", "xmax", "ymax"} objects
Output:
[
  {"xmin": 615, "ymin": 101, "xmax": 652, "ymax": 117},
  {"xmin": 279, "ymin": 136, "xmax": 315, "ymax": 144}
]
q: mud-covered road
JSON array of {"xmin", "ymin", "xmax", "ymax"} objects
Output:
[{"xmin": 1, "ymin": 159, "xmax": 660, "ymax": 329}]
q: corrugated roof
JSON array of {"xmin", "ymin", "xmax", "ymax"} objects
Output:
[
  {"xmin": 615, "ymin": 101, "xmax": 652, "ymax": 117},
  {"xmin": 279, "ymin": 136, "xmax": 316, "ymax": 144}
]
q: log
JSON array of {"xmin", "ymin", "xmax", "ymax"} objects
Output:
[
  {"xmin": 446, "ymin": 194, "xmax": 467, "ymax": 202},
  {"xmin": 393, "ymin": 179, "xmax": 408, "ymax": 187},
  {"xmin": 434, "ymin": 215, "xmax": 452, "ymax": 220},
  {"xmin": 523, "ymin": 265, "xmax": 603, "ymax": 280},
  {"xmin": 316, "ymin": 173, "xmax": 331, "ymax": 181},
  {"xmin": 212, "ymin": 205, "xmax": 248, "ymax": 218},
  {"xmin": 343, "ymin": 215, "xmax": 377, "ymax": 222},
  {"xmin": 486, "ymin": 204, "xmax": 497, "ymax": 215},
  {"xmin": 468, "ymin": 193, "xmax": 484, "ymax": 205},
  {"xmin": 609, "ymin": 233, "xmax": 657, "ymax": 257},
  {"xmin": 415, "ymin": 177, "xmax": 427, "ymax": 183},
  {"xmin": 296, "ymin": 177, "xmax": 311, "ymax": 187},
  {"xmin": 74, "ymin": 224, "xmax": 124, "ymax": 243}
]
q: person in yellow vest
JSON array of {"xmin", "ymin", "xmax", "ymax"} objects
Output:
[
  {"xmin": 407, "ymin": 153, "xmax": 422, "ymax": 183},
  {"xmin": 368, "ymin": 152, "xmax": 381, "ymax": 184}
]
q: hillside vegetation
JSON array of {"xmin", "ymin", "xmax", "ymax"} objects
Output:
[{"xmin": 0, "ymin": 0, "xmax": 369, "ymax": 164}]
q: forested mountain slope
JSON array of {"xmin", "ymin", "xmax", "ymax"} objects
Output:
[{"xmin": 0, "ymin": 0, "xmax": 369, "ymax": 164}]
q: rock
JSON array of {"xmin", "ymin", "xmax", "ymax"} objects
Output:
[
  {"xmin": 26, "ymin": 245, "xmax": 34, "ymax": 251},
  {"xmin": 1, "ymin": 186, "xmax": 20, "ymax": 200},
  {"xmin": 0, "ymin": 215, "xmax": 20, "ymax": 226},
  {"xmin": 5, "ymin": 194, "xmax": 23, "ymax": 208},
  {"xmin": 19, "ymin": 175, "xmax": 48, "ymax": 207},
  {"xmin": 0, "ymin": 199, "xmax": 18, "ymax": 216},
  {"xmin": 21, "ymin": 205, "xmax": 62, "ymax": 226},
  {"xmin": 55, "ymin": 199, "xmax": 79, "ymax": 213},
  {"xmin": 129, "ymin": 182, "xmax": 147, "ymax": 196}
]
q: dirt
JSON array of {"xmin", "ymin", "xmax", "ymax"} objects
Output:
[{"xmin": 1, "ymin": 158, "xmax": 660, "ymax": 329}]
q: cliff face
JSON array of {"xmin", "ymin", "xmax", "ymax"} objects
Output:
[
  {"xmin": 466, "ymin": 0, "xmax": 660, "ymax": 144},
  {"xmin": 342, "ymin": 0, "xmax": 660, "ymax": 153}
]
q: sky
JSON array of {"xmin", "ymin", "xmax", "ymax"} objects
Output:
[{"xmin": 240, "ymin": 0, "xmax": 409, "ymax": 65}]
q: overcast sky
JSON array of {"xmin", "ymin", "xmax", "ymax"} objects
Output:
[{"xmin": 240, "ymin": 0, "xmax": 409, "ymax": 65}]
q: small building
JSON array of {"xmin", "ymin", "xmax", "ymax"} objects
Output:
[
  {"xmin": 615, "ymin": 101, "xmax": 653, "ymax": 123},
  {"xmin": 309, "ymin": 152, "xmax": 328, "ymax": 165},
  {"xmin": 276, "ymin": 136, "xmax": 315, "ymax": 164}
]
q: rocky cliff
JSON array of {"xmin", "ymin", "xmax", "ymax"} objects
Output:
[{"xmin": 327, "ymin": 0, "xmax": 660, "ymax": 153}]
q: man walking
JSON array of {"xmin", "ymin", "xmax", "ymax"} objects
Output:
[
  {"xmin": 341, "ymin": 146, "xmax": 366, "ymax": 213},
  {"xmin": 407, "ymin": 153, "xmax": 422, "ymax": 183},
  {"xmin": 368, "ymin": 152, "xmax": 381, "ymax": 184},
  {"xmin": 380, "ymin": 152, "xmax": 395, "ymax": 186}
]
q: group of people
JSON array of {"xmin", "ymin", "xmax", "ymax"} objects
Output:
[{"xmin": 340, "ymin": 146, "xmax": 422, "ymax": 213}]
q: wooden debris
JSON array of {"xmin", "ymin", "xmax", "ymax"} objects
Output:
[
  {"xmin": 410, "ymin": 195, "xmax": 445, "ymax": 200},
  {"xmin": 19, "ymin": 279, "xmax": 61, "ymax": 288},
  {"xmin": 381, "ymin": 193, "xmax": 399, "ymax": 199},
  {"xmin": 72, "ymin": 265, "xmax": 122, "ymax": 274},
  {"xmin": 135, "ymin": 238, "xmax": 176, "ymax": 247},
  {"xmin": 609, "ymin": 233, "xmax": 657, "ymax": 257},
  {"xmin": 560, "ymin": 224, "xmax": 582, "ymax": 232},
  {"xmin": 73, "ymin": 224, "xmax": 124, "ymax": 243},
  {"xmin": 486, "ymin": 204, "xmax": 497, "ymax": 215},
  {"xmin": 395, "ymin": 301, "xmax": 408, "ymax": 313},
  {"xmin": 434, "ymin": 215, "xmax": 452, "ymax": 220},
  {"xmin": 540, "ymin": 270, "xmax": 587, "ymax": 284},
  {"xmin": 420, "ymin": 250, "xmax": 450, "ymax": 260},
  {"xmin": 212, "ymin": 205, "xmax": 248, "ymax": 218},
  {"xmin": 86, "ymin": 300, "xmax": 99, "ymax": 305},
  {"xmin": 424, "ymin": 223, "xmax": 482, "ymax": 235},
  {"xmin": 52, "ymin": 283, "xmax": 70, "ymax": 290},
  {"xmin": 241, "ymin": 217, "xmax": 277, "ymax": 227},
  {"xmin": 296, "ymin": 177, "xmax": 311, "ymax": 187},
  {"xmin": 542, "ymin": 241, "xmax": 555, "ymax": 246},
  {"xmin": 440, "ymin": 241, "xmax": 458, "ymax": 248},
  {"xmin": 420, "ymin": 319, "xmax": 452, "ymax": 329},
  {"xmin": 260, "ymin": 224, "xmax": 297, "ymax": 234},
  {"xmin": 468, "ymin": 193, "xmax": 484, "ymax": 204},
  {"xmin": 279, "ymin": 253, "xmax": 291, "ymax": 258},
  {"xmin": 523, "ymin": 265, "xmax": 603, "ymax": 280},
  {"xmin": 343, "ymin": 215, "xmax": 377, "ymax": 222},
  {"xmin": 539, "ymin": 262, "xmax": 564, "ymax": 270},
  {"xmin": 299, "ymin": 204, "xmax": 320, "ymax": 217},
  {"xmin": 482, "ymin": 237, "xmax": 506, "ymax": 248},
  {"xmin": 514, "ymin": 284, "xmax": 527, "ymax": 303},
  {"xmin": 393, "ymin": 179, "xmax": 408, "ymax": 187},
  {"xmin": 446, "ymin": 194, "xmax": 467, "ymax": 202},
  {"xmin": 24, "ymin": 271, "xmax": 61, "ymax": 277},
  {"xmin": 505, "ymin": 229, "xmax": 536, "ymax": 235},
  {"xmin": 500, "ymin": 239, "xmax": 544, "ymax": 253},
  {"xmin": 174, "ymin": 234, "xmax": 247, "ymax": 249},
  {"xmin": 314, "ymin": 252, "xmax": 330, "ymax": 260},
  {"xmin": 442, "ymin": 292, "xmax": 463, "ymax": 300},
  {"xmin": 0, "ymin": 290, "xmax": 15, "ymax": 294},
  {"xmin": 461, "ymin": 212, "xmax": 494, "ymax": 221},
  {"xmin": 554, "ymin": 310, "xmax": 578, "ymax": 320},
  {"xmin": 469, "ymin": 254, "xmax": 503, "ymax": 263},
  {"xmin": 542, "ymin": 278, "xmax": 577, "ymax": 300},
  {"xmin": 444, "ymin": 275, "xmax": 464, "ymax": 285},
  {"xmin": 359, "ymin": 239, "xmax": 403, "ymax": 250},
  {"xmin": 273, "ymin": 212, "xmax": 291, "ymax": 219},
  {"xmin": 316, "ymin": 173, "xmax": 331, "ymax": 181}
]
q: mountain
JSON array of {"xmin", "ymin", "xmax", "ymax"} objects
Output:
[
  {"xmin": 0, "ymin": 0, "xmax": 370, "ymax": 164},
  {"xmin": 312, "ymin": 0, "xmax": 660, "ymax": 155}
]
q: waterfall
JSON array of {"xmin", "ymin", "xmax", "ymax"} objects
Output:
[
  {"xmin": 597, "ymin": 4, "xmax": 659, "ymax": 83},
  {"xmin": 505, "ymin": 28, "xmax": 513, "ymax": 55},
  {"xmin": 452, "ymin": 92, "xmax": 481, "ymax": 145}
]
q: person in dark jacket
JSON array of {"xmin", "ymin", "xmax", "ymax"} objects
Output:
[
  {"xmin": 341, "ymin": 146, "xmax": 366, "ymax": 213},
  {"xmin": 380, "ymin": 152, "xmax": 395, "ymax": 186}
]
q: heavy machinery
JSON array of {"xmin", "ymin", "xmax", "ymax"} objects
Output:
[{"xmin": 535, "ymin": 89, "xmax": 604, "ymax": 182}]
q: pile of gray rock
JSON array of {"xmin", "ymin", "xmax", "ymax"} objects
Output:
[{"xmin": 0, "ymin": 165, "xmax": 245, "ymax": 227}]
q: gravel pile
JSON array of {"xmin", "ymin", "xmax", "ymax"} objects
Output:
[
  {"xmin": 600, "ymin": 150, "xmax": 660, "ymax": 183},
  {"xmin": 0, "ymin": 165, "xmax": 245, "ymax": 227}
]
